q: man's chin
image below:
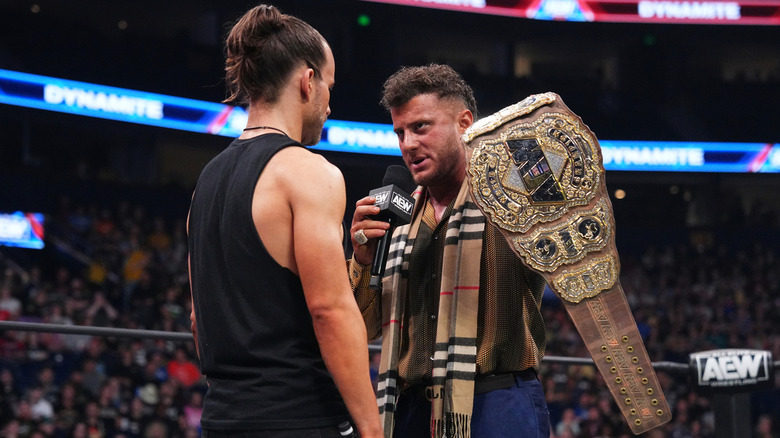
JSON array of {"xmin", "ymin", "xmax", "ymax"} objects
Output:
[
  {"xmin": 301, "ymin": 131, "xmax": 323, "ymax": 147},
  {"xmin": 410, "ymin": 173, "xmax": 430, "ymax": 187}
]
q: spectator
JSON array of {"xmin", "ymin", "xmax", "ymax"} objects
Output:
[
  {"xmin": 84, "ymin": 291, "xmax": 119, "ymax": 327},
  {"xmin": 80, "ymin": 358, "xmax": 106, "ymax": 399},
  {"xmin": 27, "ymin": 386, "xmax": 54, "ymax": 422},
  {"xmin": 82, "ymin": 400, "xmax": 107, "ymax": 437},
  {"xmin": 52, "ymin": 382, "xmax": 81, "ymax": 434},
  {"xmin": 22, "ymin": 332, "xmax": 50, "ymax": 372},
  {"xmin": 108, "ymin": 344, "xmax": 144, "ymax": 393},
  {"xmin": 61, "ymin": 375, "xmax": 90, "ymax": 413},
  {"xmin": 181, "ymin": 390, "xmax": 202, "ymax": 431},
  {"xmin": 21, "ymin": 285, "xmax": 49, "ymax": 321},
  {"xmin": 115, "ymin": 396, "xmax": 148, "ymax": 438},
  {"xmin": 153, "ymin": 380, "xmax": 182, "ymax": 433},
  {"xmin": 137, "ymin": 383, "xmax": 159, "ymax": 410},
  {"xmin": 0, "ymin": 285, "xmax": 21, "ymax": 321},
  {"xmin": 139, "ymin": 351, "xmax": 168, "ymax": 386},
  {"xmin": 0, "ymin": 368, "xmax": 21, "ymax": 427},
  {"xmin": 34, "ymin": 366, "xmax": 59, "ymax": 406},
  {"xmin": 755, "ymin": 414, "xmax": 776, "ymax": 438},
  {"xmin": 0, "ymin": 329, "xmax": 25, "ymax": 362},
  {"xmin": 146, "ymin": 217, "xmax": 171, "ymax": 252},
  {"xmin": 1, "ymin": 419, "xmax": 21, "ymax": 438},
  {"xmin": 143, "ymin": 419, "xmax": 167, "ymax": 438},
  {"xmin": 165, "ymin": 347, "xmax": 200, "ymax": 389},
  {"xmin": 13, "ymin": 399, "xmax": 37, "ymax": 437},
  {"xmin": 555, "ymin": 408, "xmax": 581, "ymax": 437},
  {"xmin": 71, "ymin": 421, "xmax": 88, "ymax": 438},
  {"xmin": 121, "ymin": 237, "xmax": 151, "ymax": 313},
  {"xmin": 96, "ymin": 380, "xmax": 121, "ymax": 433}
]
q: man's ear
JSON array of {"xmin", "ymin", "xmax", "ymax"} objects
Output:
[
  {"xmin": 299, "ymin": 67, "xmax": 315, "ymax": 101},
  {"xmin": 457, "ymin": 109, "xmax": 474, "ymax": 134}
]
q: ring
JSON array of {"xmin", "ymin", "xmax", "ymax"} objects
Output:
[{"xmin": 354, "ymin": 229, "xmax": 368, "ymax": 245}]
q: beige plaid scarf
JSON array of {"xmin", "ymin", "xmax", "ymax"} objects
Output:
[{"xmin": 376, "ymin": 179, "xmax": 485, "ymax": 438}]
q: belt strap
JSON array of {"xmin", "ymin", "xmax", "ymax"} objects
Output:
[
  {"xmin": 475, "ymin": 369, "xmax": 536, "ymax": 394},
  {"xmin": 406, "ymin": 369, "xmax": 536, "ymax": 400}
]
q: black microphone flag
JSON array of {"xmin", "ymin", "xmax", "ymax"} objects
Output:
[{"xmin": 368, "ymin": 165, "xmax": 415, "ymax": 289}]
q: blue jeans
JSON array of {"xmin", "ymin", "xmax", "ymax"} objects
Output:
[{"xmin": 393, "ymin": 375, "xmax": 551, "ymax": 438}]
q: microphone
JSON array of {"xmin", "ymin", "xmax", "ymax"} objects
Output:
[{"xmin": 368, "ymin": 165, "xmax": 416, "ymax": 290}]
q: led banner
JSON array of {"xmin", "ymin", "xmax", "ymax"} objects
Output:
[
  {"xmin": 1, "ymin": 68, "xmax": 779, "ymax": 173},
  {"xmin": 0, "ymin": 68, "xmax": 248, "ymax": 137},
  {"xmin": 321, "ymin": 122, "xmax": 780, "ymax": 173},
  {"xmin": 0, "ymin": 212, "xmax": 45, "ymax": 250},
  {"xmin": 0, "ymin": 68, "xmax": 397, "ymax": 154},
  {"xmin": 319, "ymin": 119, "xmax": 400, "ymax": 156},
  {"xmin": 359, "ymin": 0, "xmax": 780, "ymax": 25},
  {"xmin": 600, "ymin": 140, "xmax": 780, "ymax": 173}
]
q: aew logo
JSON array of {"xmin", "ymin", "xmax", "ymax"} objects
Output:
[
  {"xmin": 374, "ymin": 191, "xmax": 389, "ymax": 205},
  {"xmin": 392, "ymin": 193, "xmax": 414, "ymax": 216},
  {"xmin": 690, "ymin": 349, "xmax": 773, "ymax": 394}
]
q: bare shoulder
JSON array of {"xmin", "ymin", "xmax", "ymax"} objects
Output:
[
  {"xmin": 267, "ymin": 146, "xmax": 345, "ymax": 193},
  {"xmin": 252, "ymin": 147, "xmax": 345, "ymax": 272}
]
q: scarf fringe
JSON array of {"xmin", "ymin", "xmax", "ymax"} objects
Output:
[{"xmin": 432, "ymin": 414, "xmax": 472, "ymax": 438}]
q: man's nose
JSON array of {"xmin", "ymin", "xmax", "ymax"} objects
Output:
[{"xmin": 399, "ymin": 132, "xmax": 418, "ymax": 151}]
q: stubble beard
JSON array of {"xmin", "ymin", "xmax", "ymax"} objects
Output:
[
  {"xmin": 301, "ymin": 91, "xmax": 327, "ymax": 146},
  {"xmin": 412, "ymin": 132, "xmax": 466, "ymax": 188},
  {"xmin": 301, "ymin": 118, "xmax": 325, "ymax": 146}
]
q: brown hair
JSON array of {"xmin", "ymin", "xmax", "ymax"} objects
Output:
[
  {"xmin": 380, "ymin": 64, "xmax": 477, "ymax": 118},
  {"xmin": 223, "ymin": 4, "xmax": 327, "ymax": 106}
]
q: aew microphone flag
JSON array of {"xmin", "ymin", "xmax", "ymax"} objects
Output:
[
  {"xmin": 367, "ymin": 170, "xmax": 415, "ymax": 290},
  {"xmin": 368, "ymin": 185, "xmax": 414, "ymax": 225},
  {"xmin": 690, "ymin": 349, "xmax": 774, "ymax": 394}
]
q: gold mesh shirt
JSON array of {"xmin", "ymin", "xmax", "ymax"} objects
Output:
[
  {"xmin": 397, "ymin": 200, "xmax": 444, "ymax": 387},
  {"xmin": 351, "ymin": 199, "xmax": 548, "ymax": 388}
]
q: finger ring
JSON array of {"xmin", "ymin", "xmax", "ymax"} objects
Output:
[{"xmin": 354, "ymin": 229, "xmax": 368, "ymax": 245}]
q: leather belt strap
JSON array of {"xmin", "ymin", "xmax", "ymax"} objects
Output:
[
  {"xmin": 406, "ymin": 369, "xmax": 537, "ymax": 401},
  {"xmin": 462, "ymin": 92, "xmax": 671, "ymax": 435},
  {"xmin": 475, "ymin": 369, "xmax": 537, "ymax": 394}
]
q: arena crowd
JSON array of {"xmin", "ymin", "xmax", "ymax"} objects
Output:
[{"xmin": 0, "ymin": 188, "xmax": 778, "ymax": 437}]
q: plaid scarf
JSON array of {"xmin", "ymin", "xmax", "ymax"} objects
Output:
[{"xmin": 376, "ymin": 179, "xmax": 485, "ymax": 438}]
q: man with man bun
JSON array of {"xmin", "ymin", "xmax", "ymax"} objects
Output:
[{"xmin": 188, "ymin": 5, "xmax": 382, "ymax": 437}]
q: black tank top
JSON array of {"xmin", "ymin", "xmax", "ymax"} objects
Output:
[{"xmin": 188, "ymin": 134, "xmax": 348, "ymax": 430}]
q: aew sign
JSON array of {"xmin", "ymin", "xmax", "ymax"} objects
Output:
[
  {"xmin": 690, "ymin": 349, "xmax": 774, "ymax": 394},
  {"xmin": 368, "ymin": 185, "xmax": 414, "ymax": 225}
]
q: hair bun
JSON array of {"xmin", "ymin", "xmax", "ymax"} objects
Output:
[{"xmin": 251, "ymin": 5, "xmax": 284, "ymax": 37}]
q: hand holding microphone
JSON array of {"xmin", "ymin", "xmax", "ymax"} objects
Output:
[{"xmin": 350, "ymin": 165, "xmax": 416, "ymax": 289}]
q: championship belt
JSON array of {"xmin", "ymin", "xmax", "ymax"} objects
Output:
[{"xmin": 463, "ymin": 93, "xmax": 671, "ymax": 435}]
